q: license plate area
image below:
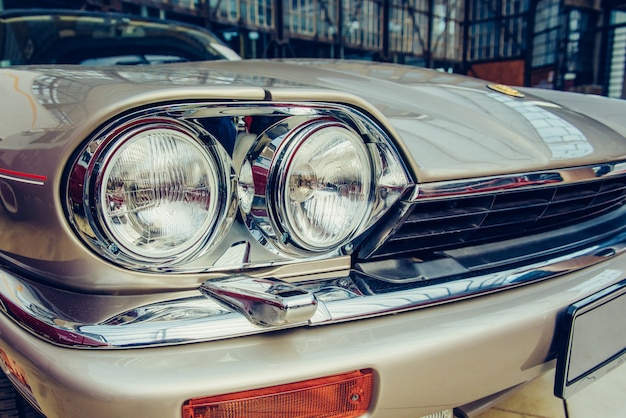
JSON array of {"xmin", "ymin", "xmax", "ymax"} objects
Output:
[{"xmin": 555, "ymin": 278, "xmax": 626, "ymax": 399}]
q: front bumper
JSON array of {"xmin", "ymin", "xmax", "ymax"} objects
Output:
[{"xmin": 0, "ymin": 246, "xmax": 625, "ymax": 418}]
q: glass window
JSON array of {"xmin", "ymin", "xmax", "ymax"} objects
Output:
[
  {"xmin": 430, "ymin": 0, "xmax": 464, "ymax": 61},
  {"xmin": 532, "ymin": 0, "xmax": 561, "ymax": 68},
  {"xmin": 607, "ymin": 11, "xmax": 626, "ymax": 98},
  {"xmin": 468, "ymin": 0, "xmax": 529, "ymax": 61}
]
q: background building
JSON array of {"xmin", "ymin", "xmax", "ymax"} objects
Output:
[{"xmin": 2, "ymin": 0, "xmax": 626, "ymax": 98}]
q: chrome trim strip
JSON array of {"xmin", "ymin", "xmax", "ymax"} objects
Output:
[
  {"xmin": 0, "ymin": 230, "xmax": 624, "ymax": 349},
  {"xmin": 0, "ymin": 167, "xmax": 47, "ymax": 185},
  {"xmin": 412, "ymin": 161, "xmax": 626, "ymax": 201},
  {"xmin": 0, "ymin": 174, "xmax": 45, "ymax": 186}
]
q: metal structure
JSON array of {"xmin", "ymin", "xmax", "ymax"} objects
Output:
[
  {"xmin": 75, "ymin": 0, "xmax": 466, "ymax": 65},
  {"xmin": 1, "ymin": 0, "xmax": 625, "ymax": 97}
]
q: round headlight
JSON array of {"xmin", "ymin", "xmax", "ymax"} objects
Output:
[
  {"xmin": 95, "ymin": 124, "xmax": 223, "ymax": 262},
  {"xmin": 272, "ymin": 120, "xmax": 372, "ymax": 251}
]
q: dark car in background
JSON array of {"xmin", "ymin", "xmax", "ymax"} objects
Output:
[
  {"xmin": 1, "ymin": 8, "xmax": 625, "ymax": 418},
  {"xmin": 0, "ymin": 8, "xmax": 239, "ymax": 66}
]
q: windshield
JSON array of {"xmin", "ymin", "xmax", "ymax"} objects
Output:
[{"xmin": 0, "ymin": 10, "xmax": 240, "ymax": 66}]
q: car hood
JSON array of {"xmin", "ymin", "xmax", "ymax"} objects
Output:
[
  {"xmin": 2, "ymin": 60, "xmax": 626, "ymax": 185},
  {"xmin": 220, "ymin": 60, "xmax": 626, "ymax": 182}
]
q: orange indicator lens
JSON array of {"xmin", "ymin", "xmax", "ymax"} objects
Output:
[{"xmin": 182, "ymin": 369, "xmax": 374, "ymax": 418}]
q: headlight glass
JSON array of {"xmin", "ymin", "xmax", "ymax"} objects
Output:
[
  {"xmin": 98, "ymin": 126, "xmax": 221, "ymax": 260},
  {"xmin": 275, "ymin": 121, "xmax": 372, "ymax": 251}
]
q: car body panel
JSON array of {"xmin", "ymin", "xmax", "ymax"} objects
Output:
[
  {"xmin": 0, "ymin": 252, "xmax": 624, "ymax": 418},
  {"xmin": 1, "ymin": 63, "xmax": 625, "ymax": 293},
  {"xmin": 1, "ymin": 12, "xmax": 625, "ymax": 417},
  {"xmin": 2, "ymin": 62, "xmax": 625, "ymax": 185},
  {"xmin": 211, "ymin": 60, "xmax": 626, "ymax": 181}
]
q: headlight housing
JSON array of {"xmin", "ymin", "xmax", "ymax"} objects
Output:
[
  {"xmin": 278, "ymin": 120, "xmax": 372, "ymax": 251},
  {"xmin": 66, "ymin": 103, "xmax": 411, "ymax": 272},
  {"xmin": 97, "ymin": 124, "xmax": 223, "ymax": 261},
  {"xmin": 243, "ymin": 119, "xmax": 373, "ymax": 255},
  {"xmin": 68, "ymin": 119, "xmax": 234, "ymax": 267}
]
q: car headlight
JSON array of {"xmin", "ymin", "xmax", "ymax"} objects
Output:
[
  {"xmin": 68, "ymin": 119, "xmax": 233, "ymax": 266},
  {"xmin": 272, "ymin": 119, "xmax": 372, "ymax": 251},
  {"xmin": 66, "ymin": 103, "xmax": 411, "ymax": 272},
  {"xmin": 240, "ymin": 112, "xmax": 408, "ymax": 257}
]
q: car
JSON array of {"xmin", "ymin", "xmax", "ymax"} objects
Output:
[
  {"xmin": 0, "ymin": 8, "xmax": 239, "ymax": 66},
  {"xmin": 1, "ymin": 7, "xmax": 625, "ymax": 418}
]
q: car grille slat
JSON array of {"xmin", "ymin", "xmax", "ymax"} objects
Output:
[{"xmin": 372, "ymin": 174, "xmax": 626, "ymax": 258}]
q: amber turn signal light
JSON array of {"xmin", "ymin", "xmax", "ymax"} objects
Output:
[{"xmin": 182, "ymin": 369, "xmax": 374, "ymax": 418}]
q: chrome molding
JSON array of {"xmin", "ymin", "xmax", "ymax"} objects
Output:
[
  {"xmin": 0, "ymin": 169, "xmax": 46, "ymax": 186},
  {"xmin": 0, "ymin": 228, "xmax": 624, "ymax": 349},
  {"xmin": 412, "ymin": 161, "xmax": 626, "ymax": 201}
]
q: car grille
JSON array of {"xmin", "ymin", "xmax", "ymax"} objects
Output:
[{"xmin": 372, "ymin": 172, "xmax": 626, "ymax": 258}]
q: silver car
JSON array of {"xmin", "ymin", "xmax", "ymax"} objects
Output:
[{"xmin": 0, "ymin": 8, "xmax": 625, "ymax": 418}]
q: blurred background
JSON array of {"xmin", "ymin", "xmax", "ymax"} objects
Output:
[{"xmin": 2, "ymin": 0, "xmax": 625, "ymax": 98}]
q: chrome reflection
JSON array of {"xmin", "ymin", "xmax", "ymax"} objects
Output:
[
  {"xmin": 413, "ymin": 161, "xmax": 626, "ymax": 200},
  {"xmin": 200, "ymin": 276, "xmax": 318, "ymax": 326},
  {"xmin": 0, "ymin": 229, "xmax": 624, "ymax": 348}
]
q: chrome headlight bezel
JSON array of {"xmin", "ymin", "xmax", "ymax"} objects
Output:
[
  {"xmin": 275, "ymin": 119, "xmax": 373, "ymax": 251},
  {"xmin": 240, "ymin": 117, "xmax": 376, "ymax": 256},
  {"xmin": 66, "ymin": 117, "xmax": 236, "ymax": 268},
  {"xmin": 65, "ymin": 102, "xmax": 412, "ymax": 273}
]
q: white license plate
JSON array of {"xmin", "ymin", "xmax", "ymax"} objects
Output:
[{"xmin": 555, "ymin": 279, "xmax": 626, "ymax": 399}]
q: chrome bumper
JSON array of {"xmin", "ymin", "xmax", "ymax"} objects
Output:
[
  {"xmin": 0, "ymin": 237, "xmax": 625, "ymax": 418},
  {"xmin": 0, "ymin": 227, "xmax": 624, "ymax": 349}
]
